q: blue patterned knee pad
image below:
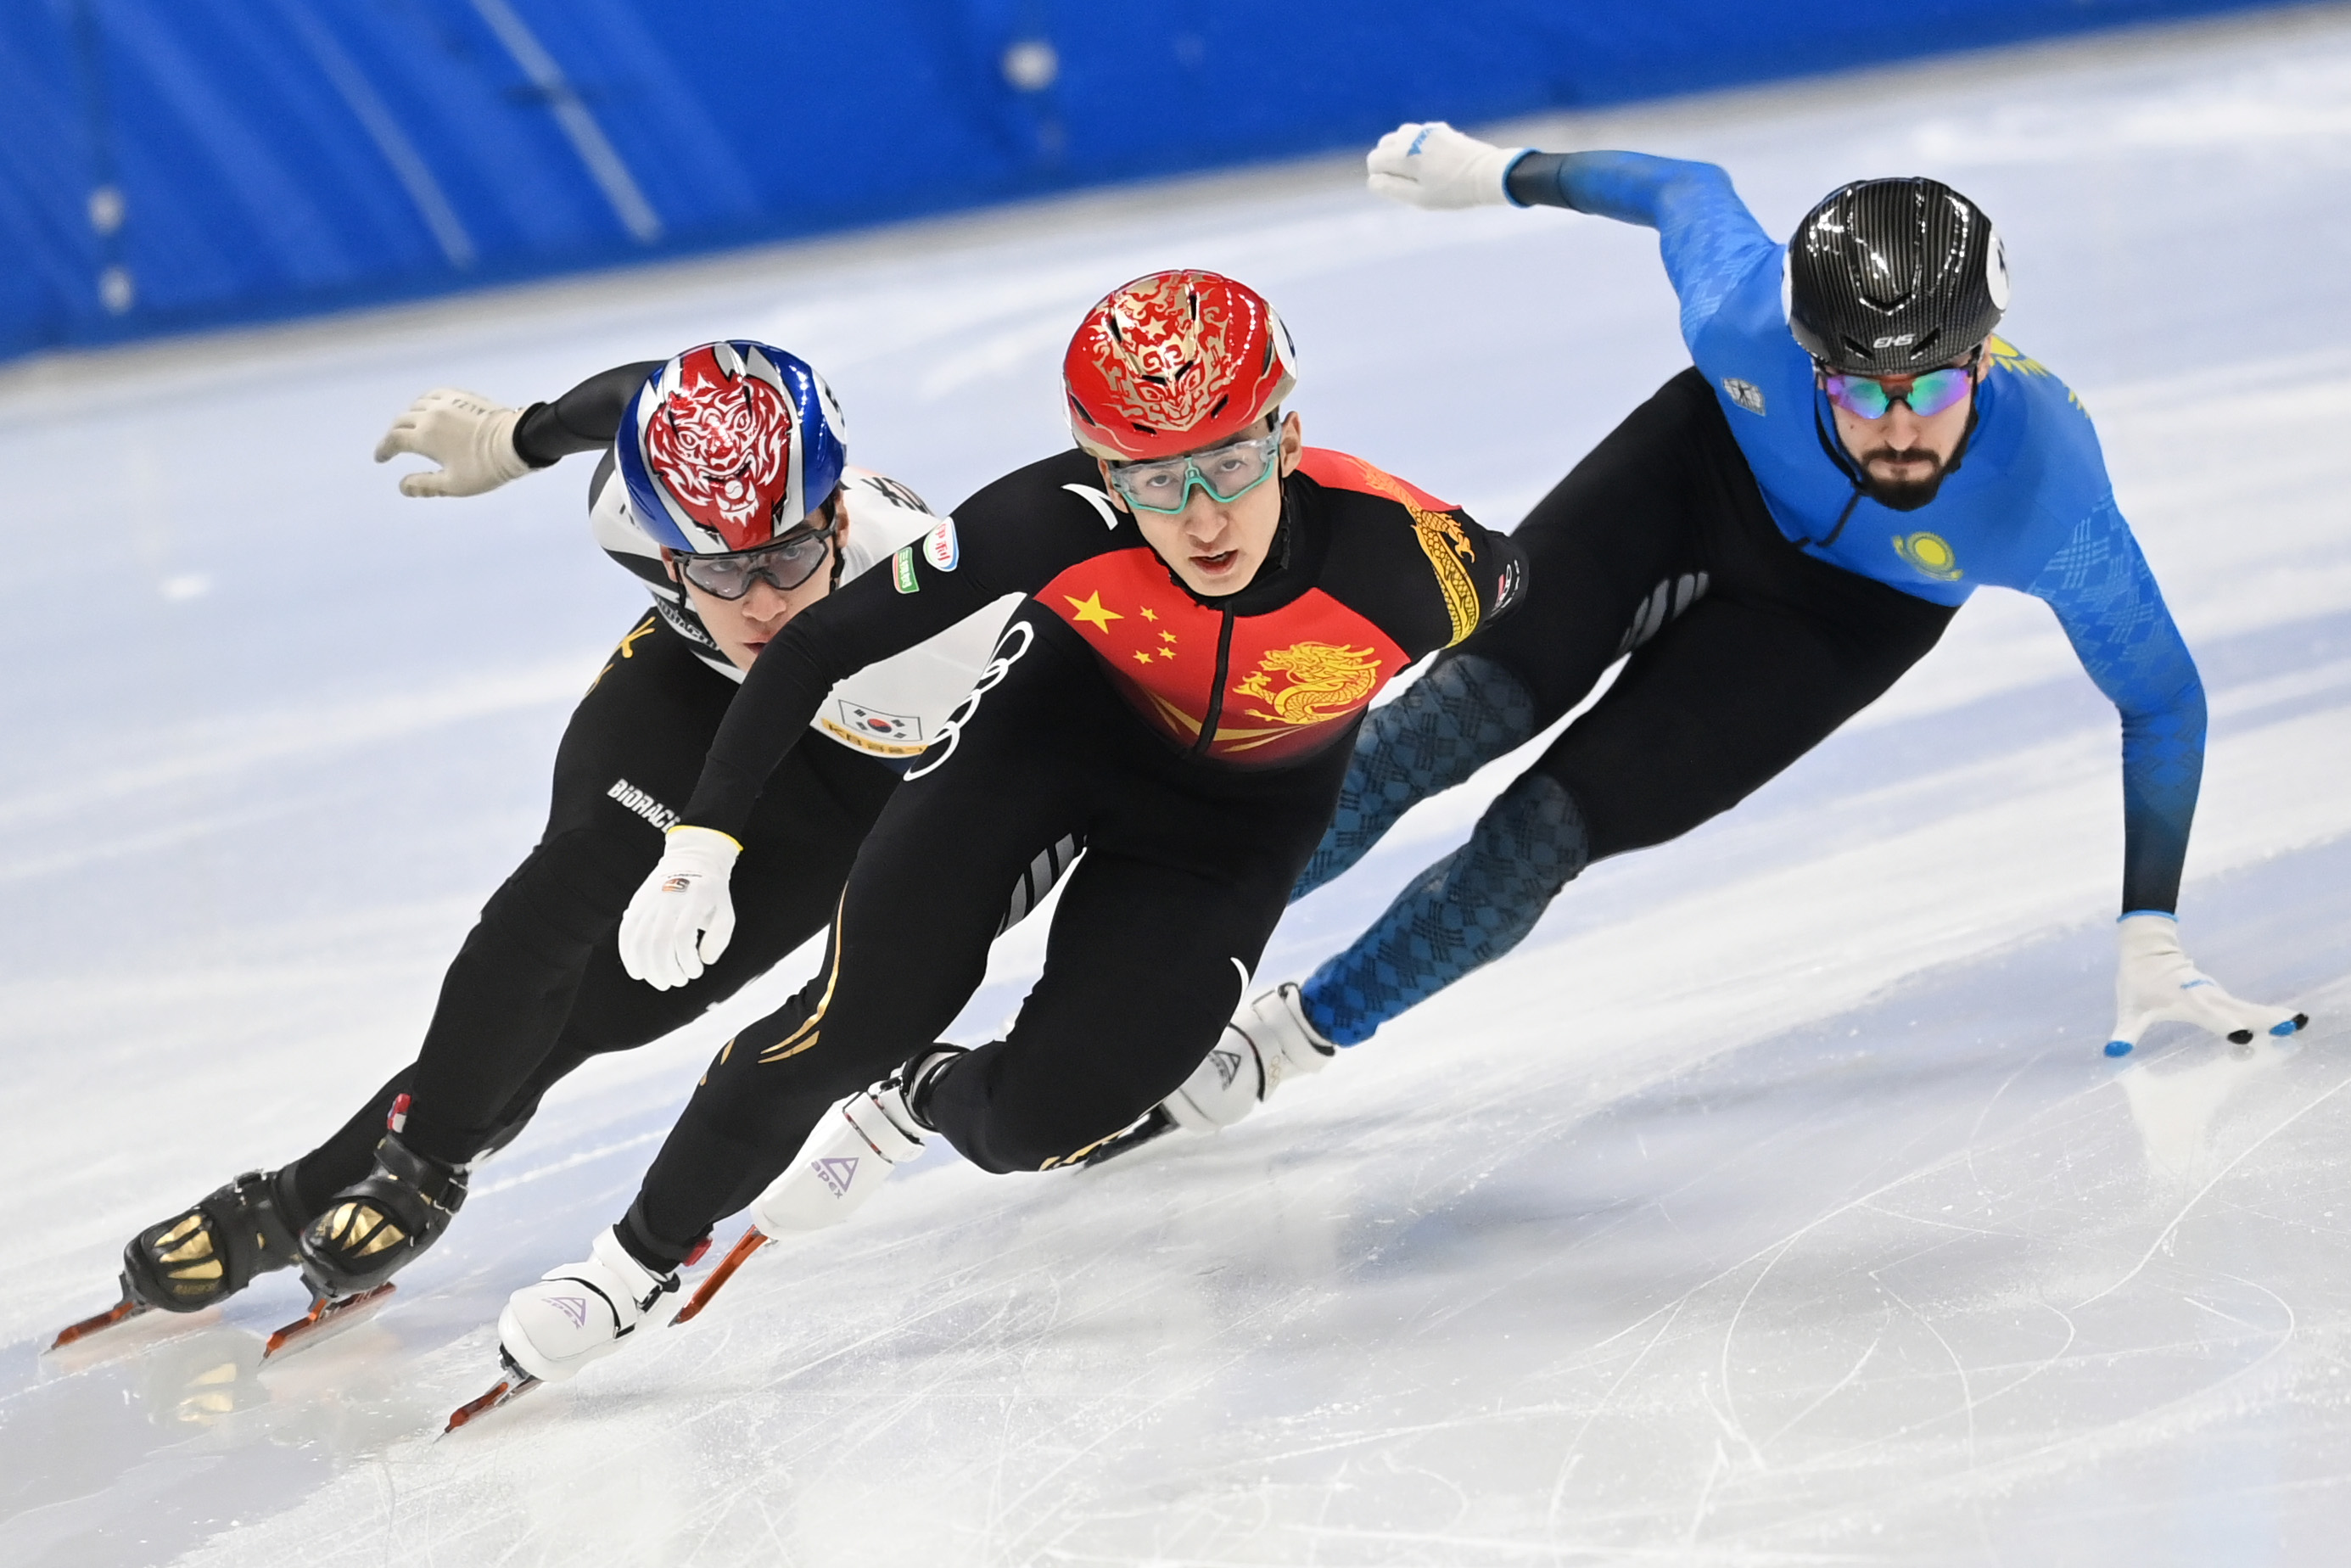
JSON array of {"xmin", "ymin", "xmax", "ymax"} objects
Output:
[
  {"xmin": 1291, "ymin": 654, "xmax": 1539, "ymax": 903},
  {"xmin": 1301, "ymin": 771, "xmax": 1588, "ymax": 1045}
]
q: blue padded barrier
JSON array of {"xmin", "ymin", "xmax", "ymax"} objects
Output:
[{"xmin": 0, "ymin": 0, "xmax": 2288, "ymax": 359}]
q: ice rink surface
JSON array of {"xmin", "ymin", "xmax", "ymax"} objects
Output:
[{"xmin": 5, "ymin": 8, "xmax": 2351, "ymax": 1563}]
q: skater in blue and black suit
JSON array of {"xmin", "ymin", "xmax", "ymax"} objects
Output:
[{"xmin": 1133, "ymin": 123, "xmax": 2307, "ymax": 1146}]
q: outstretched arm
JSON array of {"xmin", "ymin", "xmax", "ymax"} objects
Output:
[
  {"xmin": 680, "ymin": 563, "xmax": 998, "ymax": 836},
  {"xmin": 2029, "ymin": 499, "xmax": 2204, "ymax": 916},
  {"xmin": 619, "ymin": 455, "xmax": 1124, "ymax": 991},
  {"xmin": 512, "ymin": 361, "xmax": 663, "ymax": 465},
  {"xmin": 373, "ymin": 360, "xmax": 662, "ymax": 496},
  {"xmin": 1366, "ymin": 122, "xmax": 1777, "ymax": 352},
  {"xmin": 2029, "ymin": 501, "xmax": 2304, "ymax": 1055}
]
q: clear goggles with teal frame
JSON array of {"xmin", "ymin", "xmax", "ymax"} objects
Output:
[{"xmin": 1104, "ymin": 419, "xmax": 1285, "ymax": 515}]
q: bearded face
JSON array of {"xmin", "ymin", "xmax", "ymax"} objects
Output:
[{"xmin": 644, "ymin": 348, "xmax": 795, "ymax": 551}]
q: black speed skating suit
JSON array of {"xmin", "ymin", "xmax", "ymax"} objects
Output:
[
  {"xmin": 287, "ymin": 614, "xmax": 903, "ymax": 1213},
  {"xmin": 618, "ymin": 447, "xmax": 1525, "ymax": 1263},
  {"xmin": 278, "ymin": 368, "xmax": 1001, "ymax": 1220},
  {"xmin": 1293, "ymin": 370, "xmax": 1958, "ymax": 1041}
]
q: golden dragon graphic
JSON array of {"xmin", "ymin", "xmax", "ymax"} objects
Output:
[{"xmin": 1232, "ymin": 641, "xmax": 1380, "ymax": 725}]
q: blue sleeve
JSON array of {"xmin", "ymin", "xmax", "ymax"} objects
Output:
[
  {"xmin": 2024, "ymin": 500, "xmax": 2205, "ymax": 914},
  {"xmin": 1537, "ymin": 152, "xmax": 1779, "ymax": 353}
]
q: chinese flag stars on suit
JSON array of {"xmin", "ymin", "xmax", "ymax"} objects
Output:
[
  {"xmin": 1058, "ymin": 577, "xmax": 1206, "ymax": 685},
  {"xmin": 1062, "ymin": 589, "xmax": 1121, "ymax": 633},
  {"xmin": 1146, "ymin": 612, "xmax": 1180, "ymax": 664},
  {"xmin": 1044, "ymin": 548, "xmax": 1407, "ymax": 764}
]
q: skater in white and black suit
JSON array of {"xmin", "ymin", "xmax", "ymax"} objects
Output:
[
  {"xmin": 78, "ymin": 342, "xmax": 1028, "ymax": 1345},
  {"xmin": 1134, "ymin": 124, "xmax": 2308, "ymax": 1146}
]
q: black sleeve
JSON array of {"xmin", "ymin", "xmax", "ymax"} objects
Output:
[
  {"xmin": 1318, "ymin": 488, "xmax": 1528, "ymax": 664},
  {"xmin": 512, "ymin": 361, "xmax": 664, "ymax": 468},
  {"xmin": 679, "ymin": 449, "xmax": 1123, "ymax": 835},
  {"xmin": 1483, "ymin": 532, "xmax": 1531, "ymax": 626}
]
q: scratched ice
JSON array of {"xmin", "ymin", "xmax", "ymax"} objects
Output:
[{"xmin": 4, "ymin": 8, "xmax": 2351, "ymax": 1565}]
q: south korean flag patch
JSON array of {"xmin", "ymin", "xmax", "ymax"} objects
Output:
[{"xmin": 837, "ymin": 701, "xmax": 921, "ymax": 748}]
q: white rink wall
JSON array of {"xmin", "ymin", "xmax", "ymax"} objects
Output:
[{"xmin": 3, "ymin": 8, "xmax": 2351, "ymax": 1565}]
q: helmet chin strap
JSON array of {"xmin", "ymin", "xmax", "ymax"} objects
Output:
[
  {"xmin": 811, "ymin": 489, "xmax": 848, "ymax": 593},
  {"xmin": 1797, "ymin": 364, "xmax": 1984, "ymax": 550}
]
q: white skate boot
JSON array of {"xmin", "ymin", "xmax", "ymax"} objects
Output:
[
  {"xmin": 668, "ymin": 1048, "xmax": 966, "ymax": 1328},
  {"xmin": 750, "ymin": 1056, "xmax": 945, "ymax": 1234},
  {"xmin": 1164, "ymin": 983, "xmax": 1336, "ymax": 1131},
  {"xmin": 495, "ymin": 1226, "xmax": 680, "ymax": 1384},
  {"xmin": 1085, "ymin": 983, "xmax": 1338, "ymax": 1164}
]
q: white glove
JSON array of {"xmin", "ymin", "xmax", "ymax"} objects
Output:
[
  {"xmin": 1162, "ymin": 983, "xmax": 1336, "ymax": 1134},
  {"xmin": 2107, "ymin": 912, "xmax": 2306, "ymax": 1058},
  {"xmin": 618, "ymin": 826, "xmax": 742, "ymax": 990},
  {"xmin": 372, "ymin": 387, "xmax": 532, "ymax": 497},
  {"xmin": 1366, "ymin": 121, "xmax": 1527, "ymax": 210}
]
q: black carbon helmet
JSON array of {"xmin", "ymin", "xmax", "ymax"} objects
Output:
[{"xmin": 1785, "ymin": 177, "xmax": 2008, "ymax": 372}]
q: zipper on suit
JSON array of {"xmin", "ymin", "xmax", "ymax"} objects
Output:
[{"xmin": 1192, "ymin": 608, "xmax": 1237, "ymax": 758}]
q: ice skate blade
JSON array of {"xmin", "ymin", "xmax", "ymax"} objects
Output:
[
  {"xmin": 671, "ymin": 1227, "xmax": 770, "ymax": 1326},
  {"xmin": 262, "ymin": 1282, "xmax": 395, "ymax": 1360},
  {"xmin": 444, "ymin": 1372, "xmax": 542, "ymax": 1433},
  {"xmin": 47, "ymin": 1293, "xmax": 152, "ymax": 1352},
  {"xmin": 1079, "ymin": 1107, "xmax": 1179, "ymax": 1168}
]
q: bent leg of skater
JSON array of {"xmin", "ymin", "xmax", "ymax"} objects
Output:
[
  {"xmin": 1302, "ymin": 581, "xmax": 1954, "ymax": 1045},
  {"xmin": 294, "ymin": 637, "xmax": 895, "ymax": 1299},
  {"xmin": 1295, "ymin": 369, "xmax": 1721, "ymax": 899},
  {"xmin": 924, "ymin": 841, "xmax": 1296, "ymax": 1172},
  {"xmin": 620, "ymin": 619, "xmax": 1102, "ymax": 1265}
]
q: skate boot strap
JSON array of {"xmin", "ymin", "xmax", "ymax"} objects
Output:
[
  {"xmin": 366, "ymin": 1132, "xmax": 470, "ymax": 1213},
  {"xmin": 1234, "ymin": 983, "xmax": 1336, "ymax": 1091},
  {"xmin": 299, "ymin": 1133, "xmax": 473, "ymax": 1296},
  {"xmin": 305, "ymin": 1134, "xmax": 467, "ymax": 1261},
  {"xmin": 544, "ymin": 1265, "xmax": 678, "ymax": 1327},
  {"xmin": 891, "ymin": 1044, "xmax": 971, "ymax": 1136},
  {"xmin": 842, "ymin": 1087, "xmax": 927, "ymax": 1162},
  {"xmin": 542, "ymin": 1228, "xmax": 680, "ymax": 1324}
]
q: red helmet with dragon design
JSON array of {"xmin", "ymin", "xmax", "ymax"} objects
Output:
[{"xmin": 1063, "ymin": 271, "xmax": 1298, "ymax": 462}]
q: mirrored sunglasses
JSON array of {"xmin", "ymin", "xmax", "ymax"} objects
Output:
[{"xmin": 1820, "ymin": 365, "xmax": 1974, "ymax": 421}]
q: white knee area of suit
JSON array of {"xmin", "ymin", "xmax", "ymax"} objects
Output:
[
  {"xmin": 750, "ymin": 1081, "xmax": 927, "ymax": 1235},
  {"xmin": 1164, "ymin": 983, "xmax": 1336, "ymax": 1134},
  {"xmin": 497, "ymin": 1225, "xmax": 680, "ymax": 1384}
]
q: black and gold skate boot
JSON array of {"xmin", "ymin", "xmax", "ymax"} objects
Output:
[
  {"xmin": 121, "ymin": 1167, "xmax": 306, "ymax": 1313},
  {"xmin": 296, "ymin": 1132, "xmax": 467, "ymax": 1297}
]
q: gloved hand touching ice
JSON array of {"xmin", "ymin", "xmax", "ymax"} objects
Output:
[{"xmin": 2106, "ymin": 912, "xmax": 2306, "ymax": 1057}]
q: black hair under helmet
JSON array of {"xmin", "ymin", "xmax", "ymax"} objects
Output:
[{"xmin": 1784, "ymin": 177, "xmax": 2008, "ymax": 372}]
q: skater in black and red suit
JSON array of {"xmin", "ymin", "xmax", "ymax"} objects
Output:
[{"xmin": 487, "ymin": 269, "xmax": 1527, "ymax": 1386}]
